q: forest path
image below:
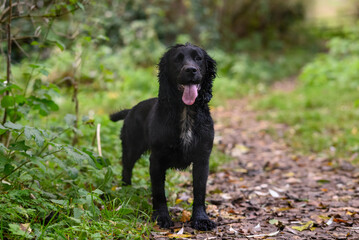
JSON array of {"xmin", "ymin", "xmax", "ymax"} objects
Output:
[{"xmin": 152, "ymin": 80, "xmax": 359, "ymax": 239}]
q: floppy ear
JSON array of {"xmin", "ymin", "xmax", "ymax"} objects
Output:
[
  {"xmin": 157, "ymin": 48, "xmax": 180, "ymax": 102},
  {"xmin": 199, "ymin": 50, "xmax": 217, "ymax": 103},
  {"xmin": 158, "ymin": 52, "xmax": 168, "ymax": 84}
]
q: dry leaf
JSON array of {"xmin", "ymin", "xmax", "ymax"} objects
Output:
[
  {"xmin": 253, "ymin": 223, "xmax": 261, "ymax": 232},
  {"xmin": 180, "ymin": 210, "xmax": 191, "ymax": 222},
  {"xmin": 291, "ymin": 221, "xmax": 315, "ymax": 231},
  {"xmin": 177, "ymin": 227, "xmax": 184, "ymax": 234},
  {"xmin": 247, "ymin": 230, "xmax": 280, "ymax": 238},
  {"xmin": 326, "ymin": 216, "xmax": 334, "ymax": 226},
  {"xmin": 229, "ymin": 225, "xmax": 238, "ymax": 233},
  {"xmin": 20, "ymin": 223, "xmax": 32, "ymax": 234},
  {"xmin": 269, "ymin": 189, "xmax": 280, "ymax": 198},
  {"xmin": 167, "ymin": 228, "xmax": 193, "ymax": 239}
]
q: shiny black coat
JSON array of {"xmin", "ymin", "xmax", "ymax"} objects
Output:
[{"xmin": 110, "ymin": 43, "xmax": 217, "ymax": 230}]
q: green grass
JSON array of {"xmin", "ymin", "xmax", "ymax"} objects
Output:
[
  {"xmin": 256, "ymin": 83, "xmax": 359, "ymax": 162},
  {"xmin": 0, "ymin": 113, "xmax": 235, "ymax": 239},
  {"xmin": 256, "ymin": 34, "xmax": 359, "ymax": 163}
]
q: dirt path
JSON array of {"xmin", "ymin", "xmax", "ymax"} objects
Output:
[
  {"xmin": 151, "ymin": 84, "xmax": 359, "ymax": 239},
  {"xmin": 206, "ymin": 97, "xmax": 359, "ymax": 239}
]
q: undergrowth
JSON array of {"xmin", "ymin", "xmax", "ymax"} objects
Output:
[
  {"xmin": 0, "ymin": 1, "xmax": 319, "ymax": 238},
  {"xmin": 256, "ymin": 27, "xmax": 359, "ymax": 163}
]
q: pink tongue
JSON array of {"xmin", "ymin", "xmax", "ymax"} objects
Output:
[{"xmin": 182, "ymin": 84, "xmax": 198, "ymax": 105}]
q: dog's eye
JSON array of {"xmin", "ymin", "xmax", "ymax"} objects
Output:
[
  {"xmin": 175, "ymin": 53, "xmax": 184, "ymax": 62},
  {"xmin": 195, "ymin": 56, "xmax": 202, "ymax": 61}
]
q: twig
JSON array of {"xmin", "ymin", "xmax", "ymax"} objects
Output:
[
  {"xmin": 0, "ymin": 4, "xmax": 82, "ymax": 23},
  {"xmin": 0, "ymin": 159, "xmax": 30, "ymax": 181},
  {"xmin": 96, "ymin": 124, "xmax": 102, "ymax": 157},
  {"xmin": 71, "ymin": 81, "xmax": 79, "ymax": 145},
  {"xmin": 41, "ymin": 149, "xmax": 63, "ymax": 158},
  {"xmin": 0, "ymin": 35, "xmax": 38, "ymax": 41},
  {"xmin": 36, "ymin": 128, "xmax": 70, "ymax": 156},
  {"xmin": 91, "ymin": 127, "xmax": 96, "ymax": 146},
  {"xmin": 12, "ymin": 38, "xmax": 30, "ymax": 57},
  {"xmin": 0, "ymin": 1, "xmax": 19, "ymax": 22},
  {"xmin": 23, "ymin": 18, "xmax": 54, "ymax": 97},
  {"xmin": 5, "ymin": 131, "xmax": 11, "ymax": 148},
  {"xmin": 1, "ymin": 0, "xmax": 13, "ymax": 135}
]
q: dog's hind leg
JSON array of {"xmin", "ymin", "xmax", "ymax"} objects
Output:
[
  {"xmin": 120, "ymin": 124, "xmax": 148, "ymax": 185},
  {"xmin": 121, "ymin": 140, "xmax": 147, "ymax": 185}
]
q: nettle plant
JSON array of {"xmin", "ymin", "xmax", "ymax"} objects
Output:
[{"xmin": 0, "ymin": 1, "xmax": 115, "ymax": 236}]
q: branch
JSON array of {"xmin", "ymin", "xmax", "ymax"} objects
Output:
[
  {"xmin": 1, "ymin": 5, "xmax": 82, "ymax": 23},
  {"xmin": 2, "ymin": 0, "xmax": 12, "ymax": 126},
  {"xmin": 0, "ymin": 1, "xmax": 20, "ymax": 22},
  {"xmin": 12, "ymin": 38, "xmax": 30, "ymax": 57},
  {"xmin": 0, "ymin": 159, "xmax": 31, "ymax": 181},
  {"xmin": 0, "ymin": 35, "xmax": 38, "ymax": 42}
]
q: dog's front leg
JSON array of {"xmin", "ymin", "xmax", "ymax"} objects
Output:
[
  {"xmin": 150, "ymin": 155, "xmax": 173, "ymax": 228},
  {"xmin": 191, "ymin": 159, "xmax": 216, "ymax": 231}
]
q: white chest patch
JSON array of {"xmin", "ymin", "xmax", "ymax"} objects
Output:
[{"xmin": 180, "ymin": 107, "xmax": 194, "ymax": 147}]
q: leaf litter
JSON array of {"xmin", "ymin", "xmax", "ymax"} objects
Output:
[{"xmin": 151, "ymin": 93, "xmax": 359, "ymax": 239}]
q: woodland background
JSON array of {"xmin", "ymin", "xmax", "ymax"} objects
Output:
[{"xmin": 1, "ymin": 0, "xmax": 359, "ymax": 238}]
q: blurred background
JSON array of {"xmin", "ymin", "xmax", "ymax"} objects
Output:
[{"xmin": 1, "ymin": 0, "xmax": 359, "ymax": 238}]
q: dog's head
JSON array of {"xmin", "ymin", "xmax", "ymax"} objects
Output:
[{"xmin": 158, "ymin": 43, "xmax": 217, "ymax": 105}]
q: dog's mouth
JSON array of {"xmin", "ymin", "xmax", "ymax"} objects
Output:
[{"xmin": 178, "ymin": 84, "xmax": 201, "ymax": 105}]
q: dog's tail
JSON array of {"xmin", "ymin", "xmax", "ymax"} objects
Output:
[{"xmin": 109, "ymin": 109, "xmax": 130, "ymax": 122}]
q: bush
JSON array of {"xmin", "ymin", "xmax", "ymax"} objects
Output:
[{"xmin": 300, "ymin": 25, "xmax": 359, "ymax": 88}]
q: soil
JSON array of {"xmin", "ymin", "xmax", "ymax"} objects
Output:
[{"xmin": 151, "ymin": 82, "xmax": 359, "ymax": 239}]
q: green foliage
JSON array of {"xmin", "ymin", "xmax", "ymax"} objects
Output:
[
  {"xmin": 0, "ymin": 0, "xmax": 328, "ymax": 238},
  {"xmin": 256, "ymin": 26, "xmax": 359, "ymax": 162},
  {"xmin": 300, "ymin": 34, "xmax": 359, "ymax": 88},
  {"xmin": 210, "ymin": 47, "xmax": 315, "ymax": 105}
]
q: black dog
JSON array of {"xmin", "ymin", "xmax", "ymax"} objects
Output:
[{"xmin": 110, "ymin": 43, "xmax": 216, "ymax": 231}]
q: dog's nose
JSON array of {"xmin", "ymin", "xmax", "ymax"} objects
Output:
[{"xmin": 185, "ymin": 66, "xmax": 197, "ymax": 73}]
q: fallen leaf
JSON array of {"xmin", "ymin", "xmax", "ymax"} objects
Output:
[
  {"xmin": 177, "ymin": 227, "xmax": 184, "ymax": 234},
  {"xmin": 167, "ymin": 233, "xmax": 193, "ymax": 238},
  {"xmin": 234, "ymin": 168, "xmax": 248, "ymax": 173},
  {"xmin": 20, "ymin": 223, "xmax": 32, "ymax": 234},
  {"xmin": 269, "ymin": 219, "xmax": 279, "ymax": 225},
  {"xmin": 206, "ymin": 204, "xmax": 218, "ymax": 212},
  {"xmin": 231, "ymin": 144, "xmax": 249, "ymax": 157},
  {"xmin": 247, "ymin": 230, "xmax": 280, "ymax": 238},
  {"xmin": 220, "ymin": 193, "xmax": 232, "ymax": 200},
  {"xmin": 275, "ymin": 207, "xmax": 292, "ymax": 212},
  {"xmin": 326, "ymin": 216, "xmax": 334, "ymax": 226},
  {"xmin": 229, "ymin": 225, "xmax": 238, "ymax": 234},
  {"xmin": 167, "ymin": 227, "xmax": 193, "ymax": 239},
  {"xmin": 284, "ymin": 172, "xmax": 295, "ymax": 177},
  {"xmin": 291, "ymin": 221, "xmax": 315, "ymax": 231},
  {"xmin": 333, "ymin": 218, "xmax": 348, "ymax": 224},
  {"xmin": 254, "ymin": 191, "xmax": 268, "ymax": 196},
  {"xmin": 346, "ymin": 211, "xmax": 356, "ymax": 216},
  {"xmin": 253, "ymin": 223, "xmax": 261, "ymax": 232},
  {"xmin": 180, "ymin": 210, "xmax": 191, "ymax": 222},
  {"xmin": 269, "ymin": 189, "xmax": 280, "ymax": 198},
  {"xmin": 317, "ymin": 179, "xmax": 330, "ymax": 184}
]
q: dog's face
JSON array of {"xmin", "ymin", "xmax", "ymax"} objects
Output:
[
  {"xmin": 169, "ymin": 45, "xmax": 206, "ymax": 105},
  {"xmin": 159, "ymin": 43, "xmax": 216, "ymax": 106}
]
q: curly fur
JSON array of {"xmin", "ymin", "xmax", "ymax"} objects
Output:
[{"xmin": 110, "ymin": 43, "xmax": 217, "ymax": 230}]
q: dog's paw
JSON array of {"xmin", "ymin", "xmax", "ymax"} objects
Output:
[
  {"xmin": 191, "ymin": 218, "xmax": 216, "ymax": 231},
  {"xmin": 153, "ymin": 214, "xmax": 174, "ymax": 229}
]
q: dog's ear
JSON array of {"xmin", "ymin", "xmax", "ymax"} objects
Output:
[
  {"xmin": 158, "ymin": 48, "xmax": 179, "ymax": 101},
  {"xmin": 158, "ymin": 52, "xmax": 168, "ymax": 84},
  {"xmin": 199, "ymin": 50, "xmax": 217, "ymax": 103}
]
